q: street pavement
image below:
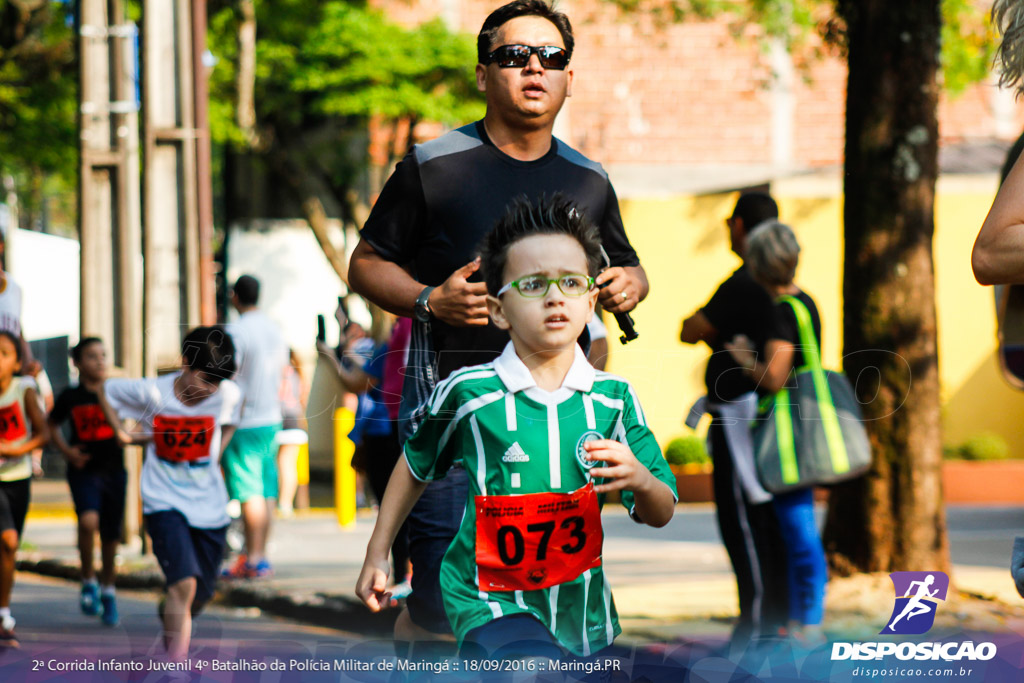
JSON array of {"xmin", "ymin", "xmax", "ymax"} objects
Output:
[{"xmin": 10, "ymin": 478, "xmax": 1024, "ymax": 681}]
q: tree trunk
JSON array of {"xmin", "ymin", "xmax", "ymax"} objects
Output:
[
  {"xmin": 235, "ymin": 0, "xmax": 259, "ymax": 147},
  {"xmin": 823, "ymin": 0, "xmax": 950, "ymax": 576}
]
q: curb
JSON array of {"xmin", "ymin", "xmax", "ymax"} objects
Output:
[{"xmin": 16, "ymin": 555, "xmax": 399, "ymax": 636}]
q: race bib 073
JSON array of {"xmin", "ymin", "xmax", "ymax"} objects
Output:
[
  {"xmin": 475, "ymin": 483, "xmax": 602, "ymax": 592},
  {"xmin": 152, "ymin": 415, "xmax": 215, "ymax": 463},
  {"xmin": 71, "ymin": 404, "xmax": 115, "ymax": 442}
]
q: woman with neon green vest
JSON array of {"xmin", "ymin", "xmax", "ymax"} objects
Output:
[{"xmin": 723, "ymin": 221, "xmax": 826, "ymax": 647}]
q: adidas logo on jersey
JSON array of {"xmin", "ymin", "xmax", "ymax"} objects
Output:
[{"xmin": 502, "ymin": 442, "xmax": 530, "ymax": 463}]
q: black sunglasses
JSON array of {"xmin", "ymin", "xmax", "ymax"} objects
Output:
[{"xmin": 485, "ymin": 44, "xmax": 570, "ymax": 70}]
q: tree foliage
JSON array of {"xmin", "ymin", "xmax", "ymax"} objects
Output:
[
  {"xmin": 206, "ymin": 0, "xmax": 482, "ymax": 156},
  {"xmin": 608, "ymin": 0, "xmax": 995, "ymax": 94},
  {"xmin": 0, "ymin": 0, "xmax": 77, "ymax": 228}
]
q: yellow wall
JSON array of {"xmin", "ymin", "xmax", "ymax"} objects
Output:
[{"xmin": 607, "ymin": 180, "xmax": 1024, "ymax": 457}]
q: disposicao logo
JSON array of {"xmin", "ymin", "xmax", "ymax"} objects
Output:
[
  {"xmin": 831, "ymin": 570, "xmax": 996, "ymax": 664},
  {"xmin": 882, "ymin": 571, "xmax": 949, "ymax": 635}
]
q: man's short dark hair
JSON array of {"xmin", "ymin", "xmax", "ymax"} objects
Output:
[
  {"xmin": 732, "ymin": 192, "xmax": 779, "ymax": 234},
  {"xmin": 479, "ymin": 193, "xmax": 602, "ymax": 296},
  {"xmin": 181, "ymin": 326, "xmax": 236, "ymax": 382},
  {"xmin": 477, "ymin": 0, "xmax": 574, "ymax": 65},
  {"xmin": 232, "ymin": 275, "xmax": 260, "ymax": 306},
  {"xmin": 70, "ymin": 337, "xmax": 103, "ymax": 363}
]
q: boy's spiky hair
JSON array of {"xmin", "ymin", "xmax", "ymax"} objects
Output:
[
  {"xmin": 994, "ymin": 0, "xmax": 1024, "ymax": 96},
  {"xmin": 479, "ymin": 193, "xmax": 602, "ymax": 296},
  {"xmin": 181, "ymin": 326, "xmax": 236, "ymax": 382}
]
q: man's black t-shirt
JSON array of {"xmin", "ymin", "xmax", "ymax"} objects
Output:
[
  {"xmin": 700, "ymin": 266, "xmax": 778, "ymax": 402},
  {"xmin": 359, "ymin": 121, "xmax": 640, "ymax": 380},
  {"xmin": 771, "ymin": 290, "xmax": 822, "ymax": 390},
  {"xmin": 50, "ymin": 385, "xmax": 124, "ymax": 473}
]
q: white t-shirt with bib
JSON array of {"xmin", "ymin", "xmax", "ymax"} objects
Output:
[
  {"xmin": 0, "ymin": 377, "xmax": 34, "ymax": 482},
  {"xmin": 105, "ymin": 373, "xmax": 241, "ymax": 528}
]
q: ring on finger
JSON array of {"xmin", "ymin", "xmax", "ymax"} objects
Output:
[{"xmin": 621, "ymin": 291, "xmax": 628, "ymax": 301}]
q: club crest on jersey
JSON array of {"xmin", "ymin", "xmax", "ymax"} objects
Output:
[{"xmin": 575, "ymin": 431, "xmax": 603, "ymax": 470}]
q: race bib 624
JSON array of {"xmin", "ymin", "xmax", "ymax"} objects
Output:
[{"xmin": 152, "ymin": 415, "xmax": 215, "ymax": 463}]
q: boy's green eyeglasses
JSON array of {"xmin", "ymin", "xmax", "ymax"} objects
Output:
[{"xmin": 496, "ymin": 274, "xmax": 595, "ymax": 298}]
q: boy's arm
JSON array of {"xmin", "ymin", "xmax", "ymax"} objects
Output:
[
  {"xmin": 47, "ymin": 418, "xmax": 89, "ymax": 468},
  {"xmin": 586, "ymin": 440, "xmax": 675, "ymax": 527},
  {"xmin": 356, "ymin": 458, "xmax": 428, "ymax": 611},
  {"xmin": 94, "ymin": 382, "xmax": 139, "ymax": 447},
  {"xmin": 220, "ymin": 425, "xmax": 237, "ymax": 455},
  {"xmin": 1, "ymin": 387, "xmax": 50, "ymax": 457}
]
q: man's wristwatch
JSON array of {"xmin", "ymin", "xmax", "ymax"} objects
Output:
[{"xmin": 414, "ymin": 286, "xmax": 436, "ymax": 322}]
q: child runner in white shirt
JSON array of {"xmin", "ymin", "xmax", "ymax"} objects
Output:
[
  {"xmin": 356, "ymin": 195, "xmax": 677, "ymax": 660},
  {"xmin": 104, "ymin": 326, "xmax": 241, "ymax": 660},
  {"xmin": 0, "ymin": 330, "xmax": 50, "ymax": 648}
]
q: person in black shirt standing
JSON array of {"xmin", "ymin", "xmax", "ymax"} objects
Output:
[
  {"xmin": 349, "ymin": 0, "xmax": 648, "ymax": 642},
  {"xmin": 679, "ymin": 192, "xmax": 788, "ymax": 648},
  {"xmin": 49, "ymin": 338, "xmax": 127, "ymax": 627}
]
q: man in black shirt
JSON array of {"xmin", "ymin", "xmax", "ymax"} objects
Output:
[
  {"xmin": 680, "ymin": 192, "xmax": 788, "ymax": 647},
  {"xmin": 350, "ymin": 0, "xmax": 648, "ymax": 642}
]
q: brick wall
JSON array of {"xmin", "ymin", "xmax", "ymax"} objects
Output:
[{"xmin": 375, "ymin": 0, "xmax": 1024, "ymax": 169}]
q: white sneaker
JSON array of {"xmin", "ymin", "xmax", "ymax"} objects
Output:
[{"xmin": 1, "ymin": 615, "xmax": 14, "ymax": 631}]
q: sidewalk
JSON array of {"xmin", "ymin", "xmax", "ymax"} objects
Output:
[{"xmin": 17, "ymin": 479, "xmax": 1024, "ymax": 648}]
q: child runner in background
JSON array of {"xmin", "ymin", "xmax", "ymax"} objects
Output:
[
  {"xmin": 0, "ymin": 330, "xmax": 50, "ymax": 647},
  {"xmin": 103, "ymin": 327, "xmax": 240, "ymax": 660},
  {"xmin": 356, "ymin": 195, "xmax": 676, "ymax": 659},
  {"xmin": 49, "ymin": 338, "xmax": 128, "ymax": 626}
]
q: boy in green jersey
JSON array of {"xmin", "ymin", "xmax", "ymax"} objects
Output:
[{"xmin": 356, "ymin": 194, "xmax": 676, "ymax": 658}]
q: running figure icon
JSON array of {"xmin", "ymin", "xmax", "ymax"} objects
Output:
[{"xmin": 887, "ymin": 574, "xmax": 939, "ymax": 632}]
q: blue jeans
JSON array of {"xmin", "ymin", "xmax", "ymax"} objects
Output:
[
  {"xmin": 405, "ymin": 465, "xmax": 469, "ymax": 633},
  {"xmin": 772, "ymin": 488, "xmax": 827, "ymax": 626}
]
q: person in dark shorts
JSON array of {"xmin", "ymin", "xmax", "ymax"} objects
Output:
[
  {"xmin": 103, "ymin": 327, "xmax": 241, "ymax": 660},
  {"xmin": 348, "ymin": 0, "xmax": 649, "ymax": 643},
  {"xmin": 49, "ymin": 338, "xmax": 127, "ymax": 626},
  {"xmin": 0, "ymin": 330, "xmax": 50, "ymax": 648}
]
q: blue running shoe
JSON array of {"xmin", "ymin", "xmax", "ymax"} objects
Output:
[
  {"xmin": 248, "ymin": 558, "xmax": 273, "ymax": 578},
  {"xmin": 80, "ymin": 583, "xmax": 100, "ymax": 616},
  {"xmin": 100, "ymin": 593, "xmax": 119, "ymax": 626}
]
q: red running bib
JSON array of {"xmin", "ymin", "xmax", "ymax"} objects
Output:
[
  {"xmin": 0, "ymin": 401, "xmax": 27, "ymax": 442},
  {"xmin": 152, "ymin": 415, "xmax": 215, "ymax": 463},
  {"xmin": 71, "ymin": 404, "xmax": 115, "ymax": 442},
  {"xmin": 475, "ymin": 483, "xmax": 602, "ymax": 592}
]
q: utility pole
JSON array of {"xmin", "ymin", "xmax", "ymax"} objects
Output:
[
  {"xmin": 78, "ymin": 0, "xmax": 144, "ymax": 543},
  {"xmin": 141, "ymin": 0, "xmax": 213, "ymax": 375}
]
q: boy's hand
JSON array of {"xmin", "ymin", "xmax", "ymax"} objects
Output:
[
  {"xmin": 66, "ymin": 446, "xmax": 91, "ymax": 469},
  {"xmin": 355, "ymin": 557, "xmax": 393, "ymax": 612},
  {"xmin": 584, "ymin": 439, "xmax": 656, "ymax": 494},
  {"xmin": 0, "ymin": 440, "xmax": 16, "ymax": 458}
]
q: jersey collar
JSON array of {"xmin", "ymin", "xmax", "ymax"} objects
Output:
[{"xmin": 493, "ymin": 342, "xmax": 595, "ymax": 394}]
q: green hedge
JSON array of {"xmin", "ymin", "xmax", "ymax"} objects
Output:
[
  {"xmin": 943, "ymin": 432, "xmax": 1010, "ymax": 461},
  {"xmin": 664, "ymin": 435, "xmax": 710, "ymax": 466}
]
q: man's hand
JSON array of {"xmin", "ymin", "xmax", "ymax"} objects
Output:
[
  {"xmin": 356, "ymin": 556, "xmax": 393, "ymax": 612},
  {"xmin": 66, "ymin": 446, "xmax": 91, "ymax": 469},
  {"xmin": 584, "ymin": 439, "xmax": 656, "ymax": 494},
  {"xmin": 1011, "ymin": 537, "xmax": 1024, "ymax": 598},
  {"xmin": 724, "ymin": 334, "xmax": 756, "ymax": 370},
  {"xmin": 429, "ymin": 258, "xmax": 490, "ymax": 327},
  {"xmin": 596, "ymin": 267, "xmax": 639, "ymax": 315}
]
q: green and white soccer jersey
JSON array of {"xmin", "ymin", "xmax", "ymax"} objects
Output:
[{"xmin": 404, "ymin": 343, "xmax": 677, "ymax": 656}]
